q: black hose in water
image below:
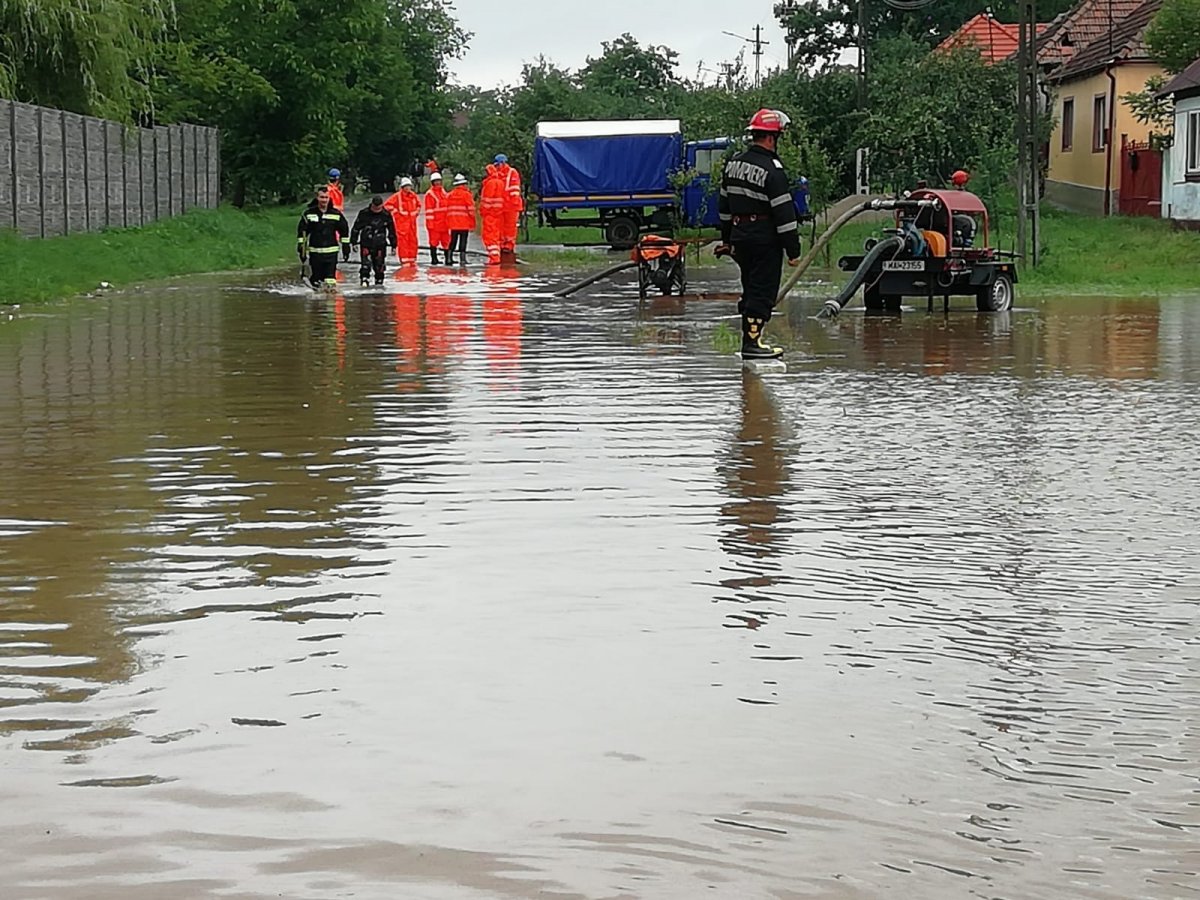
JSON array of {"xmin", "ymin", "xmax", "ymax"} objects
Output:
[
  {"xmin": 553, "ymin": 260, "xmax": 638, "ymax": 298},
  {"xmin": 816, "ymin": 236, "xmax": 905, "ymax": 318}
]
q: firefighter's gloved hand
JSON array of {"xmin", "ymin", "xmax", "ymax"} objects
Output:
[
  {"xmin": 714, "ymin": 243, "xmax": 733, "ymax": 259},
  {"xmin": 297, "ymin": 248, "xmax": 306, "ymax": 263},
  {"xmin": 342, "ymin": 248, "xmax": 350, "ymax": 262},
  {"xmin": 787, "ymin": 256, "xmax": 801, "ymax": 268}
]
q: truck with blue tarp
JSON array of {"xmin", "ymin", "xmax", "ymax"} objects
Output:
[{"xmin": 532, "ymin": 120, "xmax": 735, "ymax": 249}]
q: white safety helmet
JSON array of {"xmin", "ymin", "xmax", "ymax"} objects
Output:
[
  {"xmin": 400, "ymin": 176, "xmax": 414, "ymax": 188},
  {"xmin": 430, "ymin": 171, "xmax": 442, "ymax": 182},
  {"xmin": 453, "ymin": 173, "xmax": 467, "ymax": 186}
]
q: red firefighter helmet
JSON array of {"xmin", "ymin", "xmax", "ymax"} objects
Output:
[
  {"xmin": 951, "ymin": 169, "xmax": 970, "ymax": 187},
  {"xmin": 746, "ymin": 108, "xmax": 790, "ymax": 134}
]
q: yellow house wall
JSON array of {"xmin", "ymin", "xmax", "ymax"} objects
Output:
[{"xmin": 1048, "ymin": 63, "xmax": 1164, "ymax": 191}]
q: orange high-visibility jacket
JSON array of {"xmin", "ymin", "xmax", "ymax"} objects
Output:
[
  {"xmin": 497, "ymin": 164, "xmax": 524, "ymax": 213},
  {"xmin": 446, "ymin": 186, "xmax": 476, "ymax": 231},
  {"xmin": 480, "ymin": 165, "xmax": 505, "ymax": 218},
  {"xmin": 424, "ymin": 184, "xmax": 449, "ymax": 230},
  {"xmin": 384, "ymin": 190, "xmax": 421, "ymax": 224}
]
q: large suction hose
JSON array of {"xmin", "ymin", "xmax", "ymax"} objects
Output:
[
  {"xmin": 553, "ymin": 260, "xmax": 638, "ymax": 298},
  {"xmin": 815, "ymin": 235, "xmax": 905, "ymax": 319},
  {"xmin": 773, "ymin": 200, "xmax": 871, "ymax": 307},
  {"xmin": 773, "ymin": 197, "xmax": 938, "ymax": 308}
]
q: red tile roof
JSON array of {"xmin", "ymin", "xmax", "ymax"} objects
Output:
[
  {"xmin": 1049, "ymin": 0, "xmax": 1163, "ymax": 82},
  {"xmin": 1037, "ymin": 0, "xmax": 1156, "ymax": 68},
  {"xmin": 937, "ymin": 14, "xmax": 1050, "ymax": 65}
]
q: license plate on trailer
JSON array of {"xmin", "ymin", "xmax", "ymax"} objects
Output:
[{"xmin": 882, "ymin": 260, "xmax": 924, "ymax": 271}]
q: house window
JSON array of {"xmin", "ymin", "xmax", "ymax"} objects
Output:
[
  {"xmin": 1092, "ymin": 94, "xmax": 1108, "ymax": 152},
  {"xmin": 1188, "ymin": 110, "xmax": 1200, "ymax": 175},
  {"xmin": 1062, "ymin": 98, "xmax": 1074, "ymax": 151}
]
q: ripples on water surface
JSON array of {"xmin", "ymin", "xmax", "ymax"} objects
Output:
[{"xmin": 1, "ymin": 266, "xmax": 1198, "ymax": 899}]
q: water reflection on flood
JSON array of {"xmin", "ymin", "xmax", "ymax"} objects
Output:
[{"xmin": 1, "ymin": 267, "xmax": 1198, "ymax": 899}]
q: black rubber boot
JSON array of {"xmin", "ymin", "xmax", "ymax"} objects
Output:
[
  {"xmin": 741, "ymin": 315, "xmax": 783, "ymax": 360},
  {"xmin": 430, "ymin": 246, "xmax": 440, "ymax": 265}
]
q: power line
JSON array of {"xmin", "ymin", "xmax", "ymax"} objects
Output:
[{"xmin": 723, "ymin": 26, "xmax": 769, "ymax": 88}]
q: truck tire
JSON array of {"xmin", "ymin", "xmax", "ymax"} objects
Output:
[{"xmin": 605, "ymin": 216, "xmax": 639, "ymax": 250}]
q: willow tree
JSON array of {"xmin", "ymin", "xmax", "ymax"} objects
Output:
[{"xmin": 0, "ymin": 0, "xmax": 169, "ymax": 118}]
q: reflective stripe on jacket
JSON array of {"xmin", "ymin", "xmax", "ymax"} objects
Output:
[{"xmin": 298, "ymin": 201, "xmax": 350, "ymax": 253}]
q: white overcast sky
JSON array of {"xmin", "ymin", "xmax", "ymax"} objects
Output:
[{"xmin": 448, "ymin": 0, "xmax": 791, "ymax": 89}]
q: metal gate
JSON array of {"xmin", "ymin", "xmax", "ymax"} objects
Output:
[{"xmin": 1119, "ymin": 139, "xmax": 1162, "ymax": 217}]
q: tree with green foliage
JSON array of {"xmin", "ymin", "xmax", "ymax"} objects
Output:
[
  {"xmin": 0, "ymin": 0, "xmax": 168, "ymax": 119},
  {"xmin": 857, "ymin": 37, "xmax": 1019, "ymax": 203},
  {"xmin": 152, "ymin": 0, "xmax": 465, "ymax": 204},
  {"xmin": 1145, "ymin": 0, "xmax": 1200, "ymax": 73},
  {"xmin": 578, "ymin": 34, "xmax": 682, "ymax": 112}
]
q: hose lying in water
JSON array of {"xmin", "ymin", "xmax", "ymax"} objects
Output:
[
  {"xmin": 815, "ymin": 235, "xmax": 906, "ymax": 319},
  {"xmin": 553, "ymin": 260, "xmax": 637, "ymax": 298}
]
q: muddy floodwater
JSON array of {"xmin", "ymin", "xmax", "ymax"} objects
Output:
[{"xmin": 1, "ymin": 264, "xmax": 1199, "ymax": 900}]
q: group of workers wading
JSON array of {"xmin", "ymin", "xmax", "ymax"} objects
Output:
[{"xmin": 295, "ymin": 156, "xmax": 523, "ymax": 290}]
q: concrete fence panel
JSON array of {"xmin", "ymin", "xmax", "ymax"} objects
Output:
[
  {"xmin": 0, "ymin": 101, "xmax": 14, "ymax": 225},
  {"xmin": 63, "ymin": 112, "xmax": 88, "ymax": 234},
  {"xmin": 104, "ymin": 121, "xmax": 125, "ymax": 228},
  {"xmin": 39, "ymin": 107, "xmax": 66, "ymax": 238},
  {"xmin": 83, "ymin": 117, "xmax": 108, "ymax": 232},
  {"xmin": 123, "ymin": 126, "xmax": 143, "ymax": 227},
  {"xmin": 169, "ymin": 125, "xmax": 184, "ymax": 215},
  {"xmin": 13, "ymin": 103, "xmax": 41, "ymax": 237},
  {"xmin": 154, "ymin": 126, "xmax": 171, "ymax": 220}
]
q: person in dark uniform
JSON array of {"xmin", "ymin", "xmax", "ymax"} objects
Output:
[
  {"xmin": 350, "ymin": 194, "xmax": 397, "ymax": 285},
  {"xmin": 297, "ymin": 185, "xmax": 351, "ymax": 289},
  {"xmin": 716, "ymin": 109, "xmax": 802, "ymax": 360}
]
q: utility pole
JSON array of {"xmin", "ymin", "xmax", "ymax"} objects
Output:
[
  {"xmin": 1015, "ymin": 0, "xmax": 1040, "ymax": 265},
  {"xmin": 858, "ymin": 0, "xmax": 869, "ymax": 109},
  {"xmin": 723, "ymin": 26, "xmax": 770, "ymax": 89}
]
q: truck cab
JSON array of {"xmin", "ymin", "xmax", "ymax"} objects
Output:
[{"xmin": 681, "ymin": 138, "xmax": 733, "ymax": 229}]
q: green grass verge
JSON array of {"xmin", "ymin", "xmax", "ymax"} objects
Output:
[
  {"xmin": 3, "ymin": 205, "xmax": 298, "ymax": 305},
  {"xmin": 821, "ymin": 208, "xmax": 1200, "ymax": 295}
]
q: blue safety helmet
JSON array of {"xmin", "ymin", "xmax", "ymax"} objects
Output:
[
  {"xmin": 494, "ymin": 154, "xmax": 508, "ymax": 164},
  {"xmin": 799, "ymin": 176, "xmax": 809, "ymax": 185},
  {"xmin": 328, "ymin": 167, "xmax": 341, "ymax": 179}
]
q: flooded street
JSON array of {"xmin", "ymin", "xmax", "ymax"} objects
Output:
[{"xmin": 1, "ymin": 264, "xmax": 1199, "ymax": 899}]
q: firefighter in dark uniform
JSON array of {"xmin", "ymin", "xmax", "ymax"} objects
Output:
[
  {"xmin": 297, "ymin": 185, "xmax": 351, "ymax": 289},
  {"xmin": 716, "ymin": 109, "xmax": 802, "ymax": 360},
  {"xmin": 350, "ymin": 194, "xmax": 397, "ymax": 285}
]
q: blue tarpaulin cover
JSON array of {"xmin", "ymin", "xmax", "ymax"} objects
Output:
[{"xmin": 533, "ymin": 120, "xmax": 683, "ymax": 198}]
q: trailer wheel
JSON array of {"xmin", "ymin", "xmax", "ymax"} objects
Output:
[
  {"xmin": 977, "ymin": 273, "xmax": 1014, "ymax": 312},
  {"xmin": 605, "ymin": 216, "xmax": 639, "ymax": 250}
]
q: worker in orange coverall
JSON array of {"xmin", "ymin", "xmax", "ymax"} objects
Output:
[
  {"xmin": 492, "ymin": 154, "xmax": 523, "ymax": 262},
  {"xmin": 445, "ymin": 173, "xmax": 476, "ymax": 267},
  {"xmin": 479, "ymin": 164, "xmax": 505, "ymax": 265},
  {"xmin": 424, "ymin": 171, "xmax": 451, "ymax": 265},
  {"xmin": 384, "ymin": 177, "xmax": 421, "ymax": 266},
  {"xmin": 326, "ymin": 168, "xmax": 345, "ymax": 210}
]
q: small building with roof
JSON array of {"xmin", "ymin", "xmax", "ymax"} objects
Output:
[{"xmin": 1159, "ymin": 58, "xmax": 1200, "ymax": 226}]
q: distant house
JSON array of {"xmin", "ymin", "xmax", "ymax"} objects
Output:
[
  {"xmin": 1159, "ymin": 58, "xmax": 1200, "ymax": 228},
  {"xmin": 937, "ymin": 14, "xmax": 1039, "ymax": 64},
  {"xmin": 1043, "ymin": 0, "xmax": 1166, "ymax": 214}
]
